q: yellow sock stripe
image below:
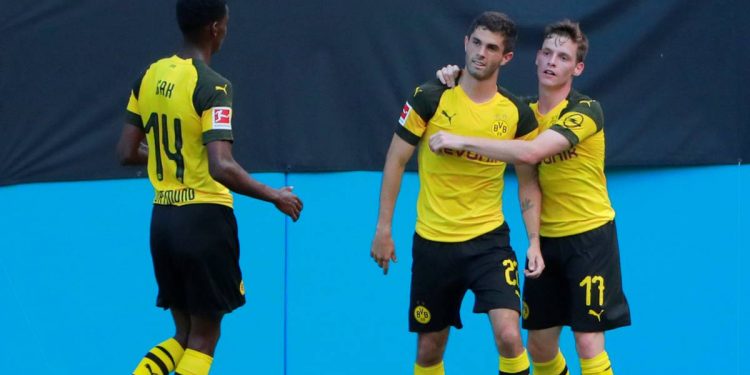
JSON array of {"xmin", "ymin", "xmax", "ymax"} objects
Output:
[
  {"xmin": 532, "ymin": 350, "xmax": 569, "ymax": 375},
  {"xmin": 414, "ymin": 361, "xmax": 445, "ymax": 375},
  {"xmin": 499, "ymin": 349, "xmax": 530, "ymax": 374},
  {"xmin": 175, "ymin": 349, "xmax": 214, "ymax": 375},
  {"xmin": 159, "ymin": 337, "xmax": 185, "ymax": 365},
  {"xmin": 580, "ymin": 351, "xmax": 612, "ymax": 374}
]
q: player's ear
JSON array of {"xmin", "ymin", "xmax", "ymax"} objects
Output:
[
  {"xmin": 500, "ymin": 51, "xmax": 514, "ymax": 66},
  {"xmin": 573, "ymin": 61, "xmax": 585, "ymax": 77}
]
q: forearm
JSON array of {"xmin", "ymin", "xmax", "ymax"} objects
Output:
[
  {"xmin": 211, "ymin": 160, "xmax": 279, "ymax": 203},
  {"xmin": 517, "ymin": 166, "xmax": 542, "ymax": 247},
  {"xmin": 375, "ymin": 158, "xmax": 407, "ymax": 234},
  {"xmin": 463, "ymin": 137, "xmax": 538, "ymax": 164},
  {"xmin": 119, "ymin": 148, "xmax": 148, "ymax": 165}
]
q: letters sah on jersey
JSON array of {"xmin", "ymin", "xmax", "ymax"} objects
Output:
[{"xmin": 212, "ymin": 107, "xmax": 232, "ymax": 130}]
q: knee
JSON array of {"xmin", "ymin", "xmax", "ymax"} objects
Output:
[
  {"xmin": 494, "ymin": 324, "xmax": 523, "ymax": 354},
  {"xmin": 496, "ymin": 324, "xmax": 522, "ymax": 346},
  {"xmin": 527, "ymin": 335, "xmax": 558, "ymax": 361},
  {"xmin": 574, "ymin": 332, "xmax": 604, "ymax": 359},
  {"xmin": 417, "ymin": 334, "xmax": 448, "ymax": 366}
]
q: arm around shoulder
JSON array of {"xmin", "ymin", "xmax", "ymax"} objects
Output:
[{"xmin": 517, "ymin": 130, "xmax": 573, "ymax": 164}]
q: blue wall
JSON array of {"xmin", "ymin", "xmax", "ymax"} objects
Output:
[{"xmin": 1, "ymin": 165, "xmax": 747, "ymax": 374}]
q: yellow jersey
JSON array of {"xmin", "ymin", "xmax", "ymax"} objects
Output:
[
  {"xmin": 126, "ymin": 55, "xmax": 234, "ymax": 208},
  {"xmin": 397, "ymin": 80, "xmax": 538, "ymax": 242},
  {"xmin": 528, "ymin": 91, "xmax": 614, "ymax": 237}
]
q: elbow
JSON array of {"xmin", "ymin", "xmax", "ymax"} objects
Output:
[
  {"xmin": 117, "ymin": 149, "xmax": 136, "ymax": 166},
  {"xmin": 517, "ymin": 149, "xmax": 543, "ymax": 165},
  {"xmin": 209, "ymin": 160, "xmax": 232, "ymax": 185}
]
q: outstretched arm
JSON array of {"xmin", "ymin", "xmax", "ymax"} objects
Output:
[
  {"xmin": 429, "ymin": 128, "xmax": 572, "ymax": 165},
  {"xmin": 370, "ymin": 135, "xmax": 416, "ymax": 275},
  {"xmin": 207, "ymin": 140, "xmax": 303, "ymax": 221}
]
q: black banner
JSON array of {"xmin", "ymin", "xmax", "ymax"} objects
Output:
[{"xmin": 1, "ymin": 0, "xmax": 747, "ymax": 186}]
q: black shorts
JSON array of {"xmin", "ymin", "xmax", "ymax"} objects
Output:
[
  {"xmin": 522, "ymin": 221, "xmax": 631, "ymax": 332},
  {"xmin": 150, "ymin": 203, "xmax": 245, "ymax": 316},
  {"xmin": 409, "ymin": 223, "xmax": 521, "ymax": 332}
]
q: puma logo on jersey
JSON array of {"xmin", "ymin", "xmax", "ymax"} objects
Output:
[
  {"xmin": 588, "ymin": 309, "xmax": 604, "ymax": 322},
  {"xmin": 414, "ymin": 87, "xmax": 423, "ymax": 97},
  {"xmin": 579, "ymin": 99, "xmax": 595, "ymax": 107},
  {"xmin": 215, "ymin": 84, "xmax": 228, "ymax": 94},
  {"xmin": 441, "ymin": 110, "xmax": 456, "ymax": 125}
]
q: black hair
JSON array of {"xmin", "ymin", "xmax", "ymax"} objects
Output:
[
  {"xmin": 466, "ymin": 11, "xmax": 517, "ymax": 54},
  {"xmin": 176, "ymin": 0, "xmax": 228, "ymax": 35}
]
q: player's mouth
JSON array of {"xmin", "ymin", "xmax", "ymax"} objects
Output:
[
  {"xmin": 472, "ymin": 60, "xmax": 486, "ymax": 69},
  {"xmin": 543, "ymin": 69, "xmax": 556, "ymax": 76}
]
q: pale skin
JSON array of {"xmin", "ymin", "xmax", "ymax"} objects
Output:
[
  {"xmin": 370, "ymin": 26, "xmax": 541, "ymax": 366},
  {"xmin": 433, "ymin": 32, "xmax": 607, "ymax": 361}
]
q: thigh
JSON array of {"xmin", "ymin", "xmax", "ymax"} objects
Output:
[
  {"xmin": 522, "ymin": 236, "xmax": 569, "ymax": 330},
  {"xmin": 467, "ymin": 223, "xmax": 522, "ymax": 314},
  {"xmin": 157, "ymin": 204, "xmax": 246, "ymax": 316},
  {"xmin": 564, "ymin": 222, "xmax": 631, "ymax": 332},
  {"xmin": 409, "ymin": 233, "xmax": 467, "ymax": 332}
]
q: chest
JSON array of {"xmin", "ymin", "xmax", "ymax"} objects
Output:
[{"xmin": 427, "ymin": 93, "xmax": 519, "ymax": 140}]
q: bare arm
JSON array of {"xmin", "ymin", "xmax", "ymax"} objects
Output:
[
  {"xmin": 116, "ymin": 123, "xmax": 148, "ymax": 165},
  {"xmin": 207, "ymin": 140, "xmax": 303, "ymax": 221},
  {"xmin": 515, "ymin": 163, "xmax": 544, "ymax": 278},
  {"xmin": 429, "ymin": 128, "xmax": 572, "ymax": 165},
  {"xmin": 370, "ymin": 135, "xmax": 416, "ymax": 275}
]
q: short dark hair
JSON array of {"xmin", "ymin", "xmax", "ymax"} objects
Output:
[
  {"xmin": 176, "ymin": 0, "xmax": 228, "ymax": 35},
  {"xmin": 544, "ymin": 20, "xmax": 589, "ymax": 63},
  {"xmin": 466, "ymin": 12, "xmax": 517, "ymax": 54}
]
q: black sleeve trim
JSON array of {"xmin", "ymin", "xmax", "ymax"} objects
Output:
[
  {"xmin": 132, "ymin": 70, "xmax": 146, "ymax": 100},
  {"xmin": 394, "ymin": 125, "xmax": 420, "ymax": 146},
  {"xmin": 497, "ymin": 86, "xmax": 538, "ymax": 137},
  {"xmin": 192, "ymin": 60, "xmax": 233, "ymax": 116},
  {"xmin": 203, "ymin": 129, "xmax": 234, "ymax": 144},
  {"xmin": 563, "ymin": 91, "xmax": 604, "ymax": 132},
  {"xmin": 125, "ymin": 110, "xmax": 143, "ymax": 129},
  {"xmin": 410, "ymin": 79, "xmax": 447, "ymax": 121},
  {"xmin": 549, "ymin": 125, "xmax": 579, "ymax": 146}
]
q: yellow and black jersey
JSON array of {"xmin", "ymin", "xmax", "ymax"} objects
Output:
[
  {"xmin": 125, "ymin": 55, "xmax": 234, "ymax": 208},
  {"xmin": 527, "ymin": 90, "xmax": 615, "ymax": 237},
  {"xmin": 397, "ymin": 80, "xmax": 538, "ymax": 242}
]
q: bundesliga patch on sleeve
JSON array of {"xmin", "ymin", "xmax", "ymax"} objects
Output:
[
  {"xmin": 399, "ymin": 102, "xmax": 412, "ymax": 126},
  {"xmin": 211, "ymin": 107, "xmax": 232, "ymax": 130}
]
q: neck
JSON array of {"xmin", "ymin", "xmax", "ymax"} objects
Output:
[
  {"xmin": 537, "ymin": 81, "xmax": 572, "ymax": 114},
  {"xmin": 458, "ymin": 68, "xmax": 498, "ymax": 103},
  {"xmin": 177, "ymin": 41, "xmax": 212, "ymax": 65}
]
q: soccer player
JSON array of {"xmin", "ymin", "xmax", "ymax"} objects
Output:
[
  {"xmin": 431, "ymin": 20, "xmax": 631, "ymax": 375},
  {"xmin": 116, "ymin": 1, "xmax": 303, "ymax": 374},
  {"xmin": 370, "ymin": 11, "xmax": 544, "ymax": 375}
]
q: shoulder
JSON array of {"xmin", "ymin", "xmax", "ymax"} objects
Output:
[
  {"xmin": 498, "ymin": 86, "xmax": 537, "ymax": 137},
  {"xmin": 563, "ymin": 90, "xmax": 603, "ymax": 129},
  {"xmin": 410, "ymin": 79, "xmax": 449, "ymax": 119},
  {"xmin": 497, "ymin": 86, "xmax": 534, "ymax": 114},
  {"xmin": 193, "ymin": 59, "xmax": 232, "ymax": 89},
  {"xmin": 191, "ymin": 59, "xmax": 233, "ymax": 112}
]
